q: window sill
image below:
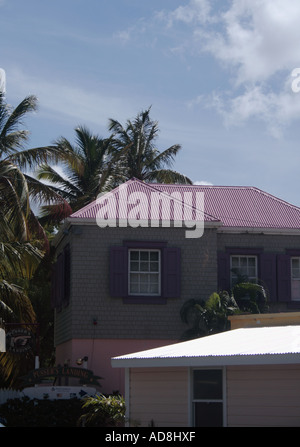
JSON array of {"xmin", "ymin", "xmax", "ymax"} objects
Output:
[{"xmin": 122, "ymin": 296, "xmax": 167, "ymax": 304}]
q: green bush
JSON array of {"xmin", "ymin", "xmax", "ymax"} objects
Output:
[
  {"xmin": 232, "ymin": 282, "xmax": 268, "ymax": 313},
  {"xmin": 78, "ymin": 394, "xmax": 126, "ymax": 427}
]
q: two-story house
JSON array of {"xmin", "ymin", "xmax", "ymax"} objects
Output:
[{"xmin": 51, "ymin": 178, "xmax": 300, "ymax": 394}]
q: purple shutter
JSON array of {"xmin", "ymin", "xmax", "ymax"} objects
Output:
[
  {"xmin": 162, "ymin": 247, "xmax": 181, "ymax": 298},
  {"xmin": 110, "ymin": 246, "xmax": 128, "ymax": 297},
  {"xmin": 54, "ymin": 252, "xmax": 64, "ymax": 309},
  {"xmin": 217, "ymin": 252, "xmax": 230, "ymax": 292},
  {"xmin": 259, "ymin": 253, "xmax": 277, "ymax": 301},
  {"xmin": 277, "ymin": 254, "xmax": 291, "ymax": 302},
  {"xmin": 51, "ymin": 264, "xmax": 57, "ymax": 309},
  {"xmin": 63, "ymin": 245, "xmax": 71, "ymax": 307}
]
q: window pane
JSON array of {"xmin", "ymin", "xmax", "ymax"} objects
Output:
[
  {"xmin": 292, "ymin": 258, "xmax": 300, "ymax": 279},
  {"xmin": 140, "ymin": 274, "xmax": 149, "ymax": 283},
  {"xmin": 140, "ymin": 262, "xmax": 149, "ymax": 272},
  {"xmin": 150, "ymin": 262, "xmax": 159, "ymax": 272},
  {"xmin": 231, "ymin": 255, "xmax": 257, "ymax": 284},
  {"xmin": 150, "ymin": 251, "xmax": 159, "ymax": 261},
  {"xmin": 240, "ymin": 257, "xmax": 247, "ymax": 267},
  {"xmin": 149, "ymin": 283, "xmax": 159, "ymax": 293},
  {"xmin": 140, "ymin": 283, "xmax": 148, "ymax": 293},
  {"xmin": 130, "ymin": 273, "xmax": 139, "ymax": 282},
  {"xmin": 150, "ymin": 274, "xmax": 159, "ymax": 283},
  {"xmin": 194, "ymin": 402, "xmax": 223, "ymax": 427},
  {"xmin": 130, "ymin": 251, "xmax": 139, "ymax": 261},
  {"xmin": 130, "ymin": 261, "xmax": 139, "ymax": 271},
  {"xmin": 140, "ymin": 251, "xmax": 149, "ymax": 261},
  {"xmin": 193, "ymin": 370, "xmax": 222, "ymax": 400},
  {"xmin": 291, "ymin": 280, "xmax": 300, "ymax": 300},
  {"xmin": 231, "ymin": 257, "xmax": 239, "ymax": 268},
  {"xmin": 248, "ymin": 257, "xmax": 256, "ymax": 267}
]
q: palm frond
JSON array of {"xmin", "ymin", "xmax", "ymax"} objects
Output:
[
  {"xmin": 7, "ymin": 145, "xmax": 63, "ymax": 170},
  {"xmin": 35, "ymin": 165, "xmax": 81, "ymax": 198},
  {"xmin": 0, "ymin": 95, "xmax": 38, "ymax": 156},
  {"xmin": 146, "ymin": 169, "xmax": 193, "ymax": 184}
]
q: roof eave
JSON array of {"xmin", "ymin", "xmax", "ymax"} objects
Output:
[
  {"xmin": 65, "ymin": 217, "xmax": 222, "ymax": 228},
  {"xmin": 111, "ymin": 352, "xmax": 300, "ymax": 369},
  {"xmin": 217, "ymin": 226, "xmax": 300, "ymax": 235}
]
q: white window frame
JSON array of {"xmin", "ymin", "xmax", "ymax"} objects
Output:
[
  {"xmin": 190, "ymin": 367, "xmax": 226, "ymax": 427},
  {"xmin": 230, "ymin": 255, "xmax": 258, "ymax": 286},
  {"xmin": 128, "ymin": 249, "xmax": 161, "ymax": 296},
  {"xmin": 291, "ymin": 257, "xmax": 300, "ymax": 301}
]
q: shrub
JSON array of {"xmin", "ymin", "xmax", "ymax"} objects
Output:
[
  {"xmin": 0, "ymin": 396, "xmax": 82, "ymax": 427},
  {"xmin": 78, "ymin": 393, "xmax": 126, "ymax": 427}
]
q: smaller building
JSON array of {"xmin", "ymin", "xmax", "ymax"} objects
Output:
[{"xmin": 112, "ymin": 313, "xmax": 300, "ymax": 427}]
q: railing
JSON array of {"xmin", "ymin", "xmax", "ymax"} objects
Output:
[{"xmin": 0, "ymin": 388, "xmax": 21, "ymax": 405}]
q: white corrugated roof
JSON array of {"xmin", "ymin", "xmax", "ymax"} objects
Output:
[{"xmin": 111, "ymin": 326, "xmax": 300, "ymax": 368}]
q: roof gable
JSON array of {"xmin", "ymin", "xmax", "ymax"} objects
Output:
[{"xmin": 70, "ymin": 178, "xmax": 219, "ymax": 224}]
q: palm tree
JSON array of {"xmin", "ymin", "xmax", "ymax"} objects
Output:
[
  {"xmin": 108, "ymin": 107, "xmax": 192, "ymax": 184},
  {"xmin": 36, "ymin": 126, "xmax": 126, "ymax": 224},
  {"xmin": 0, "ymin": 160, "xmax": 45, "ymax": 386},
  {"xmin": 0, "ymin": 92, "xmax": 69, "ymax": 386},
  {"xmin": 0, "ymin": 92, "xmax": 72, "ymax": 218}
]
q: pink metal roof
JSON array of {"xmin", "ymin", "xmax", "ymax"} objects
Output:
[{"xmin": 70, "ymin": 178, "xmax": 300, "ymax": 230}]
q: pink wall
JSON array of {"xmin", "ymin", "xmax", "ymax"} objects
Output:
[{"xmin": 55, "ymin": 339, "xmax": 175, "ymax": 395}]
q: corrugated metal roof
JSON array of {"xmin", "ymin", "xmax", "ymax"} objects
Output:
[
  {"xmin": 70, "ymin": 179, "xmax": 300, "ymax": 230},
  {"xmin": 111, "ymin": 326, "xmax": 300, "ymax": 367},
  {"xmin": 156, "ymin": 184, "xmax": 300, "ymax": 229},
  {"xmin": 70, "ymin": 178, "xmax": 219, "ymax": 223}
]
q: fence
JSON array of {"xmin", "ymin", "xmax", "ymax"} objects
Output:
[{"xmin": 0, "ymin": 388, "xmax": 21, "ymax": 405}]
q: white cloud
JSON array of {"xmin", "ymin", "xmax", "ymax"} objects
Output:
[
  {"xmin": 208, "ymin": 74, "xmax": 300, "ymax": 138},
  {"xmin": 193, "ymin": 180, "xmax": 213, "ymax": 185},
  {"xmin": 202, "ymin": 0, "xmax": 300, "ymax": 85},
  {"xmin": 166, "ymin": 0, "xmax": 212, "ymax": 26},
  {"xmin": 166, "ymin": 0, "xmax": 300, "ymax": 136}
]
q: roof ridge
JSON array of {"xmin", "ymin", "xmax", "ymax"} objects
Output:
[{"xmin": 249, "ymin": 186, "xmax": 300, "ymax": 212}]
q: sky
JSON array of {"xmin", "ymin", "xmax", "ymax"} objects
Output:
[{"xmin": 1, "ymin": 0, "xmax": 300, "ymax": 207}]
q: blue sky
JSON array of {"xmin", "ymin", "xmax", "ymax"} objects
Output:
[{"xmin": 2, "ymin": 0, "xmax": 300, "ymax": 206}]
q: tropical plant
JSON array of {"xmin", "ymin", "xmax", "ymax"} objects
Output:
[
  {"xmin": 36, "ymin": 126, "xmax": 126, "ymax": 225},
  {"xmin": 0, "ymin": 92, "xmax": 71, "ymax": 213},
  {"xmin": 180, "ymin": 291, "xmax": 240, "ymax": 340},
  {"xmin": 0, "ymin": 93, "xmax": 68, "ymax": 386},
  {"xmin": 0, "ymin": 160, "xmax": 45, "ymax": 386},
  {"xmin": 232, "ymin": 282, "xmax": 268, "ymax": 314},
  {"xmin": 230, "ymin": 267, "xmax": 269, "ymax": 313},
  {"xmin": 78, "ymin": 393, "xmax": 126, "ymax": 427},
  {"xmin": 108, "ymin": 107, "xmax": 192, "ymax": 184}
]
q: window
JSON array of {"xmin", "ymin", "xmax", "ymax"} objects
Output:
[
  {"xmin": 192, "ymin": 369, "xmax": 224, "ymax": 427},
  {"xmin": 128, "ymin": 249, "xmax": 161, "ymax": 296},
  {"xmin": 110, "ymin": 242, "xmax": 181, "ymax": 303},
  {"xmin": 230, "ymin": 255, "xmax": 257, "ymax": 286},
  {"xmin": 291, "ymin": 257, "xmax": 300, "ymax": 301}
]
